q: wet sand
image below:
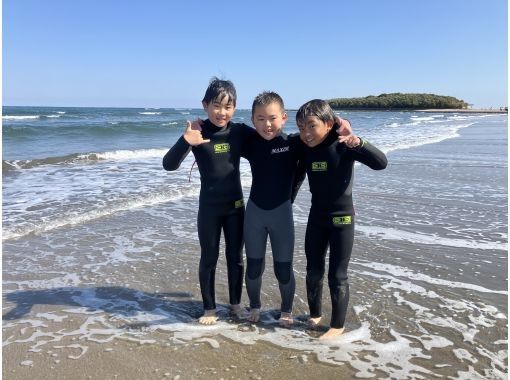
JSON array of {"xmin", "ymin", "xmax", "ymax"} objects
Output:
[
  {"xmin": 3, "ymin": 115, "xmax": 507, "ymax": 379},
  {"xmin": 3, "ymin": 306, "xmax": 357, "ymax": 380}
]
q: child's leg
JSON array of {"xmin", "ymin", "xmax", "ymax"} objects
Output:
[
  {"xmin": 267, "ymin": 201, "xmax": 296, "ymax": 320},
  {"xmin": 304, "ymin": 212, "xmax": 330, "ymax": 324},
  {"xmin": 321, "ymin": 215, "xmax": 354, "ymax": 338},
  {"xmin": 197, "ymin": 204, "xmax": 222, "ymax": 323},
  {"xmin": 244, "ymin": 200, "xmax": 269, "ymax": 321},
  {"xmin": 222, "ymin": 204, "xmax": 245, "ymax": 309}
]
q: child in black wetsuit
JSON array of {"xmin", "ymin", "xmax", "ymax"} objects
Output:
[
  {"xmin": 296, "ymin": 99, "xmax": 387, "ymax": 339},
  {"xmin": 162, "ymin": 77, "xmax": 255, "ymax": 324},
  {"xmin": 241, "ymin": 92, "xmax": 352, "ymax": 327}
]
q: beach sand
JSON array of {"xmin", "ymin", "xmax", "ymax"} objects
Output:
[
  {"xmin": 3, "ymin": 307, "xmax": 357, "ymax": 380},
  {"xmin": 3, "ymin": 115, "xmax": 507, "ymax": 379}
]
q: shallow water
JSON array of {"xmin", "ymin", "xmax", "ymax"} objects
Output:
[{"xmin": 3, "ymin": 108, "xmax": 507, "ymax": 378}]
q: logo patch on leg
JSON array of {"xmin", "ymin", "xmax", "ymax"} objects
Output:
[{"xmin": 332, "ymin": 216, "xmax": 352, "ymax": 225}]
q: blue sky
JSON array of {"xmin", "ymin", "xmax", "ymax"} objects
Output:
[{"xmin": 3, "ymin": 0, "xmax": 508, "ymax": 109}]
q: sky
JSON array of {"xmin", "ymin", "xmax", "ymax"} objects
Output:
[{"xmin": 3, "ymin": 0, "xmax": 508, "ymax": 109}]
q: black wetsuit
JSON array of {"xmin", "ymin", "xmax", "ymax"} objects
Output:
[
  {"xmin": 241, "ymin": 133, "xmax": 305, "ymax": 313},
  {"xmin": 302, "ymin": 129, "xmax": 387, "ymax": 328},
  {"xmin": 163, "ymin": 119, "xmax": 256, "ymax": 311}
]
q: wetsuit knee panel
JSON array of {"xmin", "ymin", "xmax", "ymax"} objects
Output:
[{"xmin": 246, "ymin": 258, "xmax": 264, "ymax": 280}]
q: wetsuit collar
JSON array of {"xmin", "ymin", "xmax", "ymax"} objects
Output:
[
  {"xmin": 312, "ymin": 126, "xmax": 338, "ymax": 149},
  {"xmin": 204, "ymin": 118, "xmax": 231, "ymax": 132}
]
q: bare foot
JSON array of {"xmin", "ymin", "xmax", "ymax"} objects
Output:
[
  {"xmin": 248, "ymin": 308, "xmax": 260, "ymax": 323},
  {"xmin": 319, "ymin": 327, "xmax": 345, "ymax": 340},
  {"xmin": 198, "ymin": 309, "xmax": 218, "ymax": 325},
  {"xmin": 230, "ymin": 304, "xmax": 243, "ymax": 319},
  {"xmin": 308, "ymin": 316, "xmax": 322, "ymax": 328},
  {"xmin": 279, "ymin": 312, "xmax": 294, "ymax": 327}
]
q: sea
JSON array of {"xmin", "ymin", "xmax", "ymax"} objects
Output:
[{"xmin": 2, "ymin": 106, "xmax": 508, "ymax": 379}]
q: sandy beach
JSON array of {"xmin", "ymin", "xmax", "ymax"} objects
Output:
[
  {"xmin": 3, "ymin": 109, "xmax": 507, "ymax": 379},
  {"xmin": 4, "ymin": 329, "xmax": 357, "ymax": 379}
]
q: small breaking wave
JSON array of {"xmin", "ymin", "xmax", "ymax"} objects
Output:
[{"xmin": 3, "ymin": 148, "xmax": 169, "ymax": 173}]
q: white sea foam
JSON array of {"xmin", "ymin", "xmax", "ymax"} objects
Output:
[
  {"xmin": 3, "ymin": 115, "xmax": 40, "ymax": 120},
  {"xmin": 3, "ymin": 273, "xmax": 82, "ymax": 290},
  {"xmin": 139, "ymin": 112, "xmax": 162, "ymax": 115},
  {"xmin": 3, "ymin": 275, "xmax": 506, "ymax": 379},
  {"xmin": 2, "ymin": 189, "xmax": 200, "ymax": 241},
  {"xmin": 356, "ymin": 225, "xmax": 507, "ymax": 251},
  {"xmin": 355, "ymin": 261, "xmax": 508, "ymax": 295},
  {"xmin": 84, "ymin": 148, "xmax": 168, "ymax": 161}
]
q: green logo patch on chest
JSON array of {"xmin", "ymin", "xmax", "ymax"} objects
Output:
[
  {"xmin": 214, "ymin": 143, "xmax": 230, "ymax": 153},
  {"xmin": 311, "ymin": 161, "xmax": 327, "ymax": 171}
]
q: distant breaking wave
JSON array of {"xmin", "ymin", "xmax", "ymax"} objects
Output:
[
  {"xmin": 3, "ymin": 121, "xmax": 184, "ymax": 138},
  {"xmin": 3, "ymin": 148, "xmax": 169, "ymax": 173},
  {"xmin": 3, "ymin": 114, "xmax": 64, "ymax": 120}
]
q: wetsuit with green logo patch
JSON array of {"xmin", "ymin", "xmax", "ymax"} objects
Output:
[
  {"xmin": 163, "ymin": 119, "xmax": 256, "ymax": 311},
  {"xmin": 303, "ymin": 128, "xmax": 387, "ymax": 328}
]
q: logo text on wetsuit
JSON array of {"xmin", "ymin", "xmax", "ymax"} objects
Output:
[
  {"xmin": 214, "ymin": 143, "xmax": 230, "ymax": 153},
  {"xmin": 271, "ymin": 146, "xmax": 290, "ymax": 154},
  {"xmin": 333, "ymin": 216, "xmax": 352, "ymax": 225},
  {"xmin": 312, "ymin": 161, "xmax": 327, "ymax": 171},
  {"xmin": 234, "ymin": 199, "xmax": 244, "ymax": 208}
]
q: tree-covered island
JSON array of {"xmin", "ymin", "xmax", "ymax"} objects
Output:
[{"xmin": 328, "ymin": 93, "xmax": 468, "ymax": 110}]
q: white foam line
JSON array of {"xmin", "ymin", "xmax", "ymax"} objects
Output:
[
  {"xmin": 84, "ymin": 148, "xmax": 169, "ymax": 161},
  {"xmin": 357, "ymin": 225, "xmax": 507, "ymax": 251},
  {"xmin": 2, "ymin": 189, "xmax": 199, "ymax": 241},
  {"xmin": 355, "ymin": 261, "xmax": 508, "ymax": 295}
]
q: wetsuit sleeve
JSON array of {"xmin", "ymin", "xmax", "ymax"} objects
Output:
[
  {"xmin": 162, "ymin": 136, "xmax": 192, "ymax": 171},
  {"xmin": 237, "ymin": 123, "xmax": 256, "ymax": 159},
  {"xmin": 291, "ymin": 158, "xmax": 307, "ymax": 203},
  {"xmin": 348, "ymin": 138, "xmax": 388, "ymax": 170}
]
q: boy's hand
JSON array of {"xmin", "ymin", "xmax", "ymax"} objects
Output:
[
  {"xmin": 335, "ymin": 116, "xmax": 352, "ymax": 136},
  {"xmin": 183, "ymin": 118, "xmax": 210, "ymax": 145},
  {"xmin": 339, "ymin": 134, "xmax": 361, "ymax": 148}
]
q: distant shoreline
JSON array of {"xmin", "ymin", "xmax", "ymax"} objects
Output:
[
  {"xmin": 325, "ymin": 108, "xmax": 508, "ymax": 114},
  {"xmin": 418, "ymin": 108, "xmax": 507, "ymax": 114}
]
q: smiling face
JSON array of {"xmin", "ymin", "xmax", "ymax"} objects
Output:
[
  {"xmin": 298, "ymin": 116, "xmax": 334, "ymax": 147},
  {"xmin": 202, "ymin": 96, "xmax": 235, "ymax": 128},
  {"xmin": 252, "ymin": 102, "xmax": 288, "ymax": 140}
]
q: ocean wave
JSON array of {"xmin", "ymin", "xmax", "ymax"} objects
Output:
[
  {"xmin": 2, "ymin": 148, "xmax": 169, "ymax": 173},
  {"xmin": 3, "ymin": 115, "xmax": 40, "ymax": 120},
  {"xmin": 2, "ymin": 189, "xmax": 199, "ymax": 241},
  {"xmin": 379, "ymin": 123, "xmax": 474, "ymax": 154},
  {"xmin": 3, "ymin": 114, "xmax": 64, "ymax": 120},
  {"xmin": 139, "ymin": 112, "xmax": 162, "ymax": 115}
]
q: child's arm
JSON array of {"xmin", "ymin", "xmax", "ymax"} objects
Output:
[
  {"xmin": 162, "ymin": 120, "xmax": 209, "ymax": 171},
  {"xmin": 162, "ymin": 136, "xmax": 191, "ymax": 171},
  {"xmin": 343, "ymin": 136, "xmax": 388, "ymax": 170},
  {"xmin": 291, "ymin": 158, "xmax": 307, "ymax": 203}
]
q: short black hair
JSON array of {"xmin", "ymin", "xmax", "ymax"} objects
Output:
[
  {"xmin": 202, "ymin": 77, "xmax": 237, "ymax": 106},
  {"xmin": 251, "ymin": 91, "xmax": 285, "ymax": 118},
  {"xmin": 296, "ymin": 99, "xmax": 335, "ymax": 126}
]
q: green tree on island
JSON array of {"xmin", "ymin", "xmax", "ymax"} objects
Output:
[{"xmin": 328, "ymin": 93, "xmax": 468, "ymax": 110}]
